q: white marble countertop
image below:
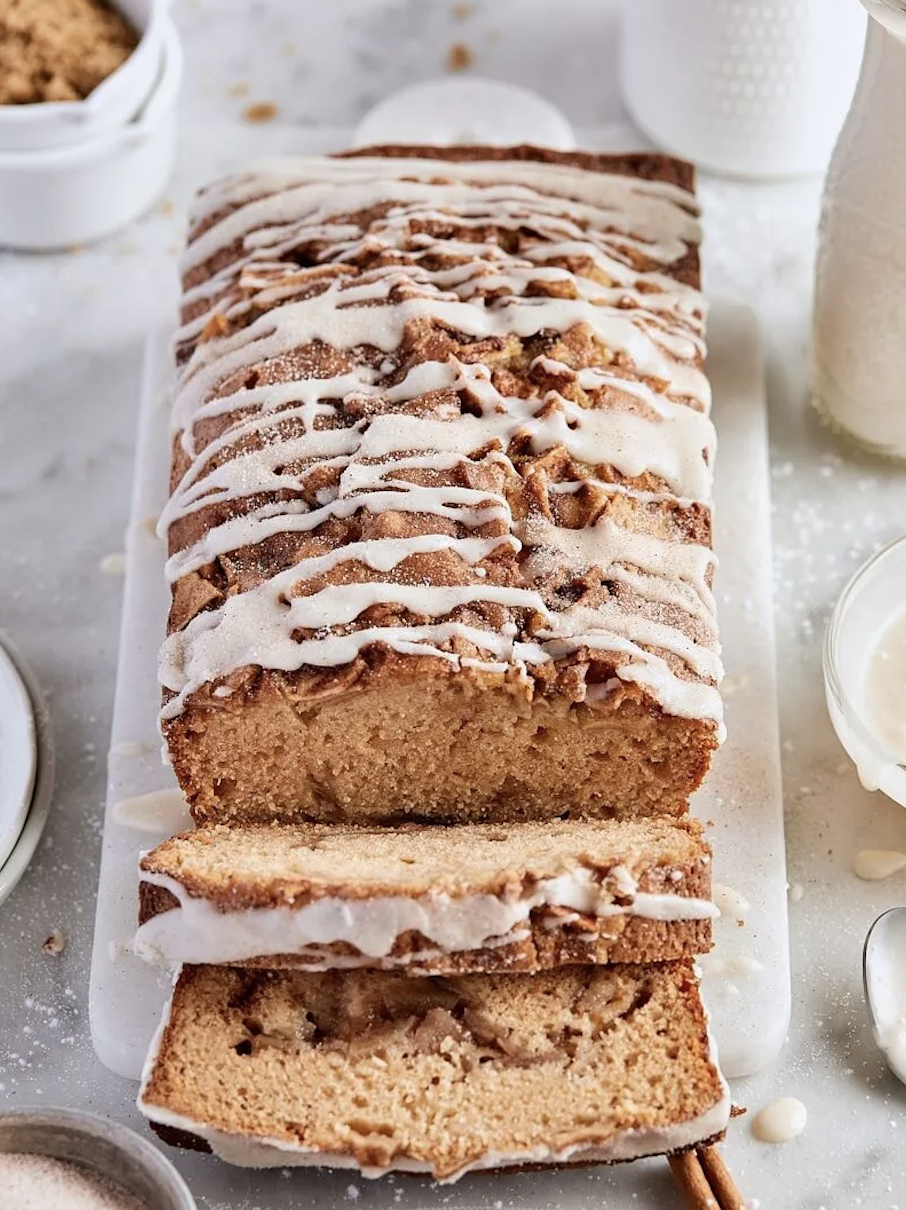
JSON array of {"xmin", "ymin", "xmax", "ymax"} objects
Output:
[{"xmin": 3, "ymin": 2, "xmax": 906, "ymax": 1207}]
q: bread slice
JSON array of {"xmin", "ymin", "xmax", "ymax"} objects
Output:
[
  {"xmin": 160, "ymin": 144, "xmax": 722, "ymax": 829},
  {"xmin": 135, "ymin": 817, "xmax": 715, "ymax": 973},
  {"xmin": 139, "ymin": 961, "xmax": 729, "ymax": 1182}
]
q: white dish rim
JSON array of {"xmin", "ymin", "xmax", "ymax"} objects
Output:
[
  {"xmin": 823, "ymin": 532, "xmax": 906, "ymax": 805},
  {"xmin": 0, "ymin": 631, "xmax": 55, "ymax": 910},
  {"xmin": 0, "ymin": 639, "xmax": 36, "ymax": 870}
]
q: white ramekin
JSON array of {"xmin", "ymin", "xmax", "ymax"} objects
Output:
[
  {"xmin": 824, "ymin": 534, "xmax": 906, "ymax": 807},
  {"xmin": 0, "ymin": 629, "xmax": 54, "ymax": 911},
  {"xmin": 620, "ymin": 0, "xmax": 866, "ymax": 178},
  {"xmin": 0, "ymin": 1109, "xmax": 195, "ymax": 1210},
  {"xmin": 0, "ymin": 15, "xmax": 181, "ymax": 250},
  {"xmin": 0, "ymin": 0, "xmax": 169, "ymax": 152}
]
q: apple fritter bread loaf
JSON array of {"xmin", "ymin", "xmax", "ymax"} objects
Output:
[{"xmin": 159, "ymin": 145, "xmax": 721, "ymax": 825}]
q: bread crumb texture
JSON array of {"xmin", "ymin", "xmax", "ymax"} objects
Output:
[
  {"xmin": 143, "ymin": 962, "xmax": 727, "ymax": 1179},
  {"xmin": 0, "ymin": 0, "xmax": 137, "ymax": 105}
]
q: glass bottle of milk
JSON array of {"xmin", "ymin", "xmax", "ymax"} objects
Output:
[{"xmin": 812, "ymin": 1, "xmax": 906, "ymax": 458}]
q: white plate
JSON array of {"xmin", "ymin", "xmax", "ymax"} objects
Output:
[
  {"xmin": 0, "ymin": 636, "xmax": 37, "ymax": 871},
  {"xmin": 353, "ymin": 78, "xmax": 576, "ymax": 150}
]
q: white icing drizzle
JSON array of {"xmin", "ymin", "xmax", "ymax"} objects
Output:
[
  {"xmin": 159, "ymin": 154, "xmax": 722, "ymax": 726},
  {"xmin": 134, "ymin": 863, "xmax": 718, "ymax": 968}
]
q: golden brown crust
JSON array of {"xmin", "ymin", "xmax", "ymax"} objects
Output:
[{"xmin": 148, "ymin": 1121, "xmax": 727, "ymax": 1169}]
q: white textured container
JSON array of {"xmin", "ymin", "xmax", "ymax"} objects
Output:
[
  {"xmin": 0, "ymin": 0, "xmax": 168, "ymax": 152},
  {"xmin": 620, "ymin": 0, "xmax": 867, "ymax": 178},
  {"xmin": 812, "ymin": 1, "xmax": 906, "ymax": 457},
  {"xmin": 0, "ymin": 17, "xmax": 181, "ymax": 250}
]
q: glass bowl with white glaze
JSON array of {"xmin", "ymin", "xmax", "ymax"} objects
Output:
[{"xmin": 824, "ymin": 533, "xmax": 906, "ymax": 806}]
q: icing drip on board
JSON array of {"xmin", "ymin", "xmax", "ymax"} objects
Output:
[{"xmin": 159, "ymin": 154, "xmax": 722, "ymax": 727}]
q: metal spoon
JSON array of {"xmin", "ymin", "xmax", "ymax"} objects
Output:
[{"xmin": 864, "ymin": 907, "xmax": 906, "ymax": 1085}]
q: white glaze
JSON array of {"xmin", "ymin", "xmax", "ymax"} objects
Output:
[
  {"xmin": 99, "ymin": 552, "xmax": 126, "ymax": 576},
  {"xmin": 712, "ymin": 883, "xmax": 749, "ymax": 918},
  {"xmin": 109, "ymin": 740, "xmax": 153, "ymax": 757},
  {"xmin": 751, "ymin": 1097, "xmax": 807, "ymax": 1144},
  {"xmin": 864, "ymin": 608, "xmax": 906, "ymax": 763},
  {"xmin": 134, "ymin": 863, "xmax": 718, "ymax": 967},
  {"xmin": 111, "ymin": 790, "xmax": 192, "ymax": 834},
  {"xmin": 852, "ymin": 849, "xmax": 906, "ymax": 881},
  {"xmin": 700, "ymin": 953, "xmax": 764, "ymax": 980},
  {"xmin": 159, "ymin": 154, "xmax": 722, "ymax": 731}
]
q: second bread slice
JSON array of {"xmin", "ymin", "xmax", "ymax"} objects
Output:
[{"xmin": 136, "ymin": 817, "xmax": 715, "ymax": 973}]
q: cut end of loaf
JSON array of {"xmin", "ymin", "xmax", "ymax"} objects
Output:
[
  {"xmin": 159, "ymin": 144, "xmax": 721, "ymax": 826},
  {"xmin": 166, "ymin": 671, "xmax": 717, "ymax": 826},
  {"xmin": 140, "ymin": 962, "xmax": 729, "ymax": 1182}
]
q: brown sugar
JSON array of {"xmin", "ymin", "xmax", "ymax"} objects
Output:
[
  {"xmin": 445, "ymin": 40, "xmax": 473, "ymax": 71},
  {"xmin": 0, "ymin": 0, "xmax": 138, "ymax": 105},
  {"xmin": 242, "ymin": 101, "xmax": 279, "ymax": 124}
]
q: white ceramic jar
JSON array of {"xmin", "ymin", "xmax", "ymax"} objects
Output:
[
  {"xmin": 811, "ymin": 1, "xmax": 906, "ymax": 458},
  {"xmin": 620, "ymin": 0, "xmax": 866, "ymax": 178}
]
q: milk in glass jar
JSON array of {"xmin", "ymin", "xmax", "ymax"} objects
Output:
[{"xmin": 812, "ymin": 1, "xmax": 906, "ymax": 458}]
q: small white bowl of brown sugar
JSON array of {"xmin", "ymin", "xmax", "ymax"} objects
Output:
[
  {"xmin": 0, "ymin": 1108, "xmax": 195, "ymax": 1210},
  {"xmin": 0, "ymin": 0, "xmax": 168, "ymax": 151},
  {"xmin": 0, "ymin": 0, "xmax": 180, "ymax": 248}
]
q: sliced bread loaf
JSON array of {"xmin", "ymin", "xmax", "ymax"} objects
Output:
[{"xmin": 136, "ymin": 817, "xmax": 715, "ymax": 972}]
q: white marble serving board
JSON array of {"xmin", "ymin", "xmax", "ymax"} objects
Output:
[{"xmin": 89, "ymin": 293, "xmax": 789, "ymax": 1085}]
